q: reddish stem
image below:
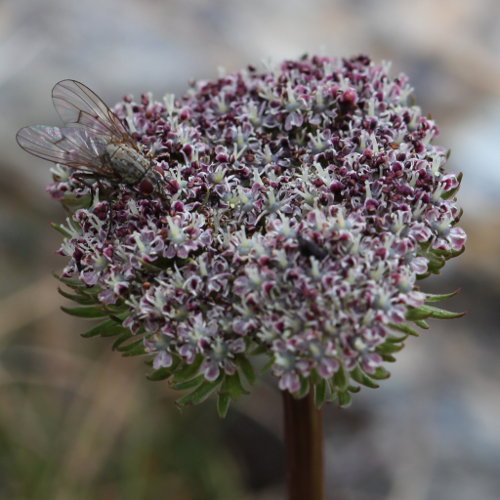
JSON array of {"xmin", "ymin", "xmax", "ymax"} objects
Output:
[{"xmin": 283, "ymin": 390, "xmax": 324, "ymax": 500}]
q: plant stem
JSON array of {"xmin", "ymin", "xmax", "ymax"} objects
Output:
[{"xmin": 282, "ymin": 390, "xmax": 324, "ymax": 500}]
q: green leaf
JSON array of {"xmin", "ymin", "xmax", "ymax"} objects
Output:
[
  {"xmin": 103, "ymin": 304, "xmax": 129, "ymax": 316},
  {"xmin": 371, "ymin": 367, "xmax": 391, "ymax": 380},
  {"xmin": 81, "ymin": 320, "xmax": 129, "ymax": 339},
  {"xmin": 427, "ymin": 305, "xmax": 465, "ymax": 319},
  {"xmin": 147, "ymin": 367, "xmax": 173, "ymax": 381},
  {"xmin": 238, "ymin": 356, "xmax": 256, "ymax": 385},
  {"xmin": 171, "ymin": 356, "xmax": 203, "ymax": 384},
  {"xmin": 424, "ymin": 289, "xmax": 460, "ymax": 302},
  {"xmin": 176, "ymin": 378, "xmax": 221, "ymax": 407},
  {"xmin": 379, "ymin": 352, "xmax": 396, "ymax": 362},
  {"xmin": 220, "ymin": 372, "xmax": 248, "ymax": 400},
  {"xmin": 260, "ymin": 356, "xmax": 275, "ymax": 374},
  {"xmin": 53, "ymin": 275, "xmax": 104, "ymax": 296},
  {"xmin": 415, "ymin": 319, "xmax": 429, "ymax": 329},
  {"xmin": 416, "ymin": 270, "xmax": 431, "ymax": 280},
  {"xmin": 332, "ymin": 364, "xmax": 348, "ymax": 391},
  {"xmin": 389, "ymin": 322, "xmax": 419, "ymax": 337},
  {"xmin": 81, "ymin": 319, "xmax": 119, "ymax": 338},
  {"xmin": 350, "ymin": 366, "xmax": 380, "ymax": 388},
  {"xmin": 432, "ymin": 245, "xmax": 464, "ymax": 261},
  {"xmin": 309, "ymin": 370, "xmax": 321, "ymax": 386},
  {"xmin": 53, "ymin": 274, "xmax": 88, "ymax": 290},
  {"xmin": 295, "ymin": 377, "xmax": 310, "ymax": 399},
  {"xmin": 423, "ymin": 252, "xmax": 446, "ymax": 276},
  {"xmin": 385, "ymin": 334, "xmax": 408, "ymax": 343},
  {"xmin": 121, "ymin": 341, "xmax": 147, "ymax": 357},
  {"xmin": 51, "ymin": 222, "xmax": 75, "ymax": 238},
  {"xmin": 61, "ymin": 305, "xmax": 108, "ymax": 318},
  {"xmin": 61, "ymin": 193, "xmax": 93, "ymax": 208},
  {"xmin": 337, "ymin": 390, "xmax": 352, "ymax": 407},
  {"xmin": 376, "ymin": 341, "xmax": 405, "ymax": 354},
  {"xmin": 406, "ymin": 306, "xmax": 430, "ymax": 321},
  {"xmin": 173, "ymin": 374, "xmax": 205, "ymax": 391},
  {"xmin": 314, "ymin": 379, "xmax": 328, "ymax": 408},
  {"xmin": 102, "ymin": 325, "xmax": 130, "ymax": 338},
  {"xmin": 107, "ymin": 311, "xmax": 130, "ymax": 324},
  {"xmin": 447, "ymin": 245, "xmax": 465, "ymax": 260},
  {"xmin": 216, "ymin": 393, "xmax": 231, "ymax": 418},
  {"xmin": 407, "ymin": 304, "xmax": 464, "ymax": 321},
  {"xmin": 58, "ymin": 287, "xmax": 98, "ymax": 305},
  {"xmin": 112, "ymin": 333, "xmax": 139, "ymax": 351},
  {"xmin": 110, "ymin": 333, "xmax": 130, "ymax": 350}
]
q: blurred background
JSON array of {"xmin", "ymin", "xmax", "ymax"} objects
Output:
[{"xmin": 1, "ymin": 0, "xmax": 500, "ymax": 499}]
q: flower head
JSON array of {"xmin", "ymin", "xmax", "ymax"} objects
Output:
[{"xmin": 49, "ymin": 55, "xmax": 465, "ymax": 414}]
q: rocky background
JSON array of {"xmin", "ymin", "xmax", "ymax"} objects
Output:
[{"xmin": 1, "ymin": 1, "xmax": 499, "ymax": 499}]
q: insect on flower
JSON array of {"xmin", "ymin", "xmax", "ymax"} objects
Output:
[
  {"xmin": 297, "ymin": 234, "xmax": 328, "ymax": 260},
  {"xmin": 16, "ymin": 79, "xmax": 159, "ymax": 194}
]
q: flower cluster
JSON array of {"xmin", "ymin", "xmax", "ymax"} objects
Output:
[{"xmin": 51, "ymin": 55, "xmax": 465, "ymax": 414}]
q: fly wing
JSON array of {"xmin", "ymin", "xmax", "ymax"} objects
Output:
[
  {"xmin": 52, "ymin": 79, "xmax": 133, "ymax": 143},
  {"xmin": 16, "ymin": 125, "xmax": 113, "ymax": 175}
]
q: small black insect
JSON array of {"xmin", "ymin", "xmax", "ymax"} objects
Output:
[{"xmin": 297, "ymin": 234, "xmax": 328, "ymax": 260}]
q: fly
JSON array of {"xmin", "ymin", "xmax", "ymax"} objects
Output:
[
  {"xmin": 16, "ymin": 79, "xmax": 158, "ymax": 194},
  {"xmin": 297, "ymin": 234, "xmax": 329, "ymax": 260}
]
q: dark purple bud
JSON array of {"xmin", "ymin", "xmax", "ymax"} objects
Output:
[
  {"xmin": 329, "ymin": 181, "xmax": 344, "ymax": 194},
  {"xmin": 139, "ymin": 178, "xmax": 154, "ymax": 195}
]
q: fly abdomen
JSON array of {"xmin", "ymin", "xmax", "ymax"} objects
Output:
[{"xmin": 106, "ymin": 143, "xmax": 151, "ymax": 185}]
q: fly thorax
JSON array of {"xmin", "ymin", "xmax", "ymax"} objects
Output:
[{"xmin": 105, "ymin": 143, "xmax": 150, "ymax": 184}]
